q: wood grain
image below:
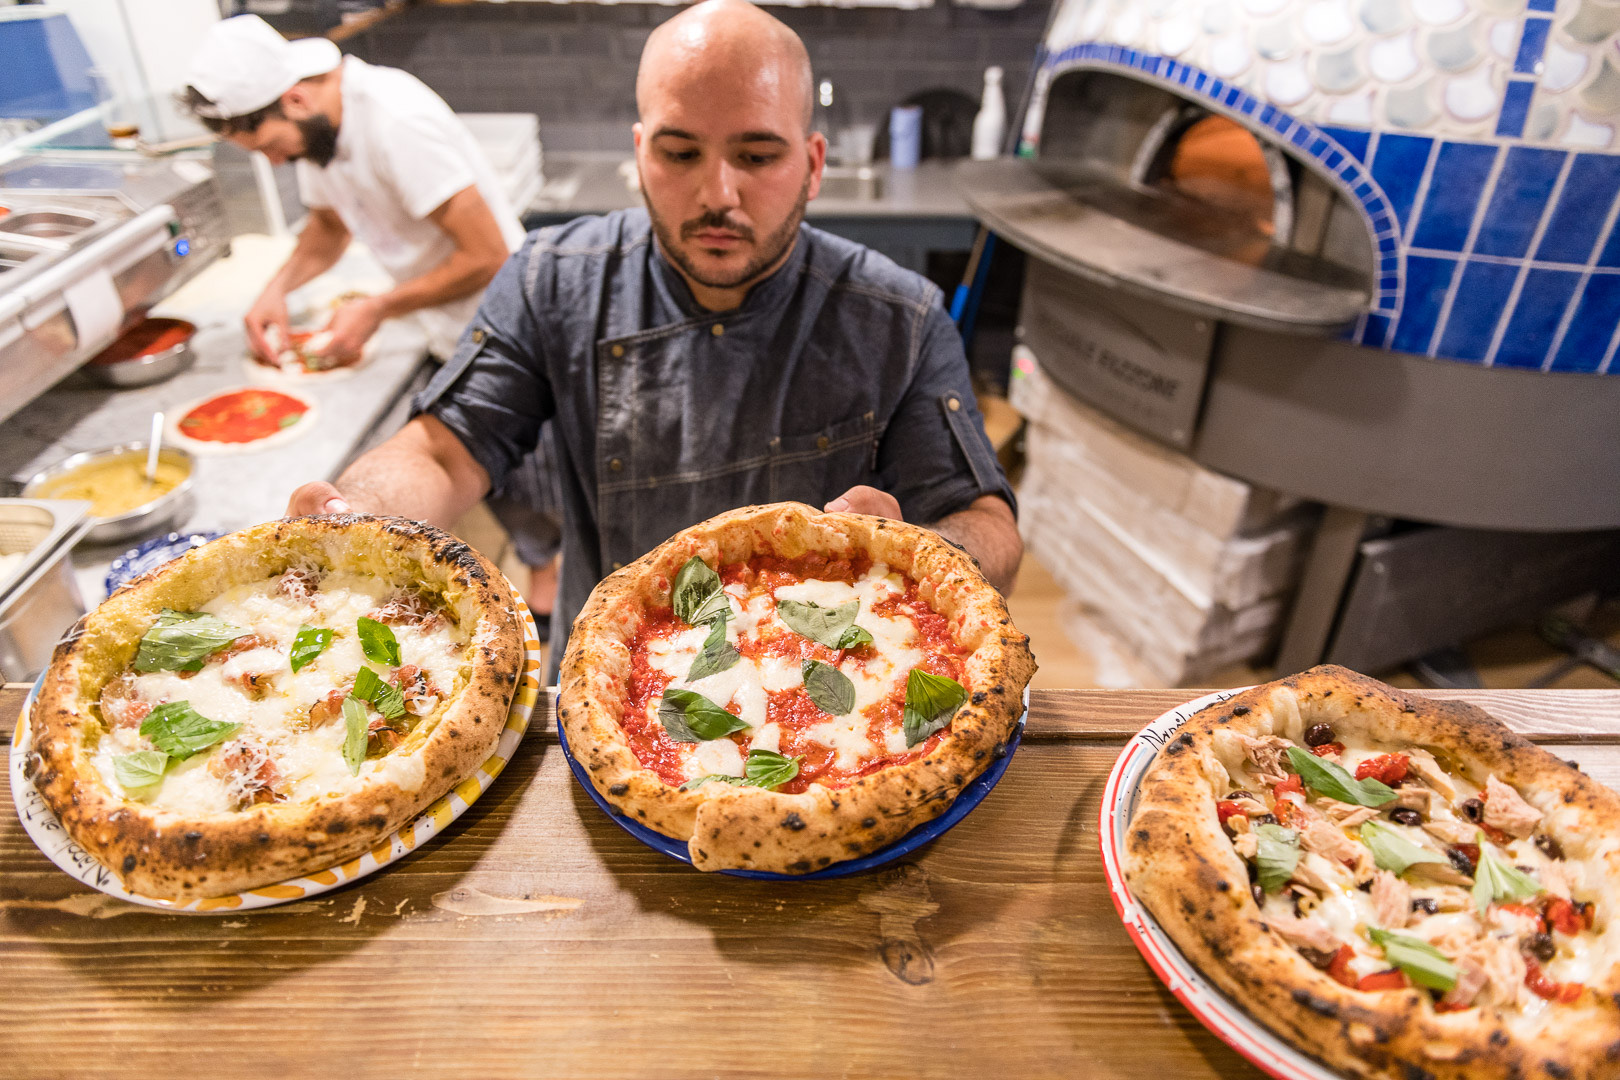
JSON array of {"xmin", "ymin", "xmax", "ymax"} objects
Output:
[{"xmin": 2, "ymin": 687, "xmax": 1617, "ymax": 1079}]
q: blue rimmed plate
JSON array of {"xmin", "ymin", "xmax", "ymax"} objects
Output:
[
  {"xmin": 557, "ymin": 688, "xmax": 1028, "ymax": 880},
  {"xmin": 105, "ymin": 530, "xmax": 225, "ymax": 597}
]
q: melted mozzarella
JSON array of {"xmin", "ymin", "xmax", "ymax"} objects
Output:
[
  {"xmin": 650, "ymin": 565, "xmax": 931, "ymax": 780},
  {"xmin": 92, "ymin": 571, "xmax": 464, "ymax": 811}
]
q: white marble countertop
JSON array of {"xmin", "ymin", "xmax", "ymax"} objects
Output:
[{"xmin": 0, "ymin": 234, "xmax": 430, "ymax": 604}]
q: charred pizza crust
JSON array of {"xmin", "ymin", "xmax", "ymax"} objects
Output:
[
  {"xmin": 1125, "ymin": 665, "xmax": 1620, "ymax": 1080},
  {"xmin": 558, "ymin": 502, "xmax": 1036, "ymax": 874},
  {"xmin": 26, "ymin": 515, "xmax": 524, "ymax": 900}
]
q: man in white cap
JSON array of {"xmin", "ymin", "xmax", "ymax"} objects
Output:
[
  {"xmin": 184, "ymin": 15, "xmax": 563, "ymax": 627},
  {"xmin": 182, "ymin": 14, "xmax": 523, "ymax": 368}
]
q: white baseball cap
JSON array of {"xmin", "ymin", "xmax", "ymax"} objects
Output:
[{"xmin": 187, "ymin": 15, "xmax": 342, "ymax": 120}]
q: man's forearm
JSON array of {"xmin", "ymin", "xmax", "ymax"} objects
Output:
[
  {"xmin": 270, "ymin": 212, "xmax": 349, "ymax": 296},
  {"xmin": 930, "ymin": 495, "xmax": 1022, "ymax": 594},
  {"xmin": 371, "ymin": 248, "xmax": 500, "ymax": 321},
  {"xmin": 330, "ymin": 417, "xmax": 491, "ymax": 528}
]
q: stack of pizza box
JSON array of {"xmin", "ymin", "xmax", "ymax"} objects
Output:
[{"xmin": 1009, "ymin": 347, "xmax": 1318, "ymax": 686}]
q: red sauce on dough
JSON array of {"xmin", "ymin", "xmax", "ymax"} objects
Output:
[
  {"xmin": 89, "ymin": 317, "xmax": 194, "ymax": 365},
  {"xmin": 621, "ymin": 553, "xmax": 972, "ymax": 795},
  {"xmin": 177, "ymin": 388, "xmax": 309, "ymax": 444}
]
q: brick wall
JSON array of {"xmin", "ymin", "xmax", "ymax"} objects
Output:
[{"xmin": 289, "ymin": 1, "xmax": 1050, "ymax": 151}]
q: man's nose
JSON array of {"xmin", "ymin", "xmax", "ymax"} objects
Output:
[{"xmin": 698, "ymin": 159, "xmax": 741, "ymax": 212}]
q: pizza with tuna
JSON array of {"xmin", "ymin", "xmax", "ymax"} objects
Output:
[
  {"xmin": 1125, "ymin": 665, "xmax": 1620, "ymax": 1080},
  {"xmin": 557, "ymin": 502, "xmax": 1036, "ymax": 874},
  {"xmin": 25, "ymin": 516, "xmax": 524, "ymax": 900}
]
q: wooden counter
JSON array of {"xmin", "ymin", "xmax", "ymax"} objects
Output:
[{"xmin": 3, "ymin": 685, "xmax": 1617, "ymax": 1079}]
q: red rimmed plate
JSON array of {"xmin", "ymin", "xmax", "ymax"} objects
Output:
[{"xmin": 1097, "ymin": 688, "xmax": 1342, "ymax": 1080}]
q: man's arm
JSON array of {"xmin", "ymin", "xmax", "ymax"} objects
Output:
[
  {"xmin": 245, "ymin": 207, "xmax": 351, "ymax": 361},
  {"xmin": 825, "ymin": 487, "xmax": 1022, "ymax": 594},
  {"xmin": 320, "ymin": 186, "xmax": 512, "ymax": 361},
  {"xmin": 286, "ymin": 414, "xmax": 491, "ymax": 526}
]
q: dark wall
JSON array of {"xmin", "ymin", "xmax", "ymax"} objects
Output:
[{"xmin": 302, "ymin": 1, "xmax": 1050, "ymax": 151}]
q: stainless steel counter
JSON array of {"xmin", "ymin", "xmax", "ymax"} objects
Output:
[{"xmin": 0, "ymin": 236, "xmax": 430, "ymax": 605}]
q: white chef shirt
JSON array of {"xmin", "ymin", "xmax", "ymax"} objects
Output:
[{"xmin": 296, "ymin": 57, "xmax": 525, "ymax": 358}]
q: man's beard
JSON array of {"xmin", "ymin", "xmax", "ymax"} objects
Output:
[
  {"xmin": 293, "ymin": 114, "xmax": 339, "ymax": 167},
  {"xmin": 647, "ymin": 170, "xmax": 811, "ymax": 292}
]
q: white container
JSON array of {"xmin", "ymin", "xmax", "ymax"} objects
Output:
[
  {"xmin": 971, "ymin": 66, "xmax": 1006, "ymax": 161},
  {"xmin": 0, "ymin": 499, "xmax": 93, "ymax": 682}
]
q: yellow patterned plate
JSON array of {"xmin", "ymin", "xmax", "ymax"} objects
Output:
[{"xmin": 8, "ymin": 585, "xmax": 542, "ymax": 913}]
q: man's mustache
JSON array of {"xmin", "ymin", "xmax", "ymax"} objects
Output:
[{"xmin": 681, "ymin": 211, "xmax": 754, "ymax": 242}]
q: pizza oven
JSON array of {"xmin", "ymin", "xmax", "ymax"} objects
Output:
[{"xmin": 958, "ymin": 0, "xmax": 1620, "ymax": 676}]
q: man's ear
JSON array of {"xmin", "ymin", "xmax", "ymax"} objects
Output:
[
  {"xmin": 632, "ymin": 121, "xmax": 644, "ymax": 150},
  {"xmin": 280, "ymin": 84, "xmax": 313, "ymax": 120},
  {"xmin": 805, "ymin": 130, "xmax": 828, "ymax": 201}
]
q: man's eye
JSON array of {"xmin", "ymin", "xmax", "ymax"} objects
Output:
[
  {"xmin": 743, "ymin": 153, "xmax": 779, "ymax": 167},
  {"xmin": 664, "ymin": 149, "xmax": 698, "ymax": 163}
]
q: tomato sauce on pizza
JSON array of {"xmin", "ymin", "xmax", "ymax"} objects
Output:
[
  {"xmin": 621, "ymin": 554, "xmax": 971, "ymax": 795},
  {"xmin": 177, "ymin": 389, "xmax": 310, "ymax": 444}
]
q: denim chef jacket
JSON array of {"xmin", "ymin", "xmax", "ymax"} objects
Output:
[{"xmin": 414, "ymin": 208, "xmax": 1015, "ymax": 674}]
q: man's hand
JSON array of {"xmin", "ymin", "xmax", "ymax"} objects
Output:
[
  {"xmin": 244, "ymin": 288, "xmax": 291, "ymax": 363},
  {"xmin": 286, "ymin": 481, "xmax": 353, "ymax": 518},
  {"xmin": 316, "ymin": 296, "xmax": 386, "ymax": 364},
  {"xmin": 825, "ymin": 485, "xmax": 902, "ymax": 519}
]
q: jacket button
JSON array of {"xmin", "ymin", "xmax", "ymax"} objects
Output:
[
  {"xmin": 611, "ymin": 344, "xmax": 625, "ymax": 358},
  {"xmin": 947, "ymin": 397, "xmax": 961, "ymax": 412},
  {"xmin": 470, "ymin": 328, "xmax": 486, "ymax": 345},
  {"xmin": 609, "ymin": 458, "xmax": 623, "ymax": 472},
  {"xmin": 816, "ymin": 435, "xmax": 830, "ymax": 450},
  {"xmin": 711, "ymin": 323, "xmax": 724, "ymax": 337}
]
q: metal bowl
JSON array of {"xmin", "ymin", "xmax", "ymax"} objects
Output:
[
  {"xmin": 81, "ymin": 317, "xmax": 197, "ymax": 388},
  {"xmin": 20, "ymin": 443, "xmax": 196, "ymax": 545}
]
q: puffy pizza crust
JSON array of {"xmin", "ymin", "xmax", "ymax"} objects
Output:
[
  {"xmin": 26, "ymin": 515, "xmax": 525, "ymax": 900},
  {"xmin": 558, "ymin": 502, "xmax": 1036, "ymax": 874},
  {"xmin": 1124, "ymin": 665, "xmax": 1620, "ymax": 1080}
]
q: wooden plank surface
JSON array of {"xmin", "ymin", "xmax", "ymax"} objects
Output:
[{"xmin": 2, "ymin": 687, "xmax": 1618, "ymax": 1079}]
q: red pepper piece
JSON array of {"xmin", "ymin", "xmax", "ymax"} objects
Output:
[
  {"xmin": 1354, "ymin": 753, "xmax": 1410, "ymax": 784},
  {"xmin": 1325, "ymin": 945, "xmax": 1357, "ymax": 988},
  {"xmin": 1274, "ymin": 774, "xmax": 1305, "ymax": 798},
  {"xmin": 1310, "ymin": 742, "xmax": 1347, "ymax": 758},
  {"xmin": 1525, "ymin": 959, "xmax": 1584, "ymax": 1003},
  {"xmin": 1216, "ymin": 800, "xmax": 1247, "ymax": 826},
  {"xmin": 1545, "ymin": 897, "xmax": 1585, "ymax": 937},
  {"xmin": 1356, "ymin": 969, "xmax": 1410, "ymax": 992}
]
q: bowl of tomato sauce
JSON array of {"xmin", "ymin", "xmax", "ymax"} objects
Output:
[{"xmin": 82, "ymin": 317, "xmax": 197, "ymax": 388}]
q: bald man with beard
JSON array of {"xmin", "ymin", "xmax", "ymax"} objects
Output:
[{"xmin": 288, "ymin": 0, "xmax": 1021, "ymax": 672}]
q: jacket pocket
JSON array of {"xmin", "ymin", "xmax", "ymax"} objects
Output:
[{"xmin": 768, "ymin": 411, "xmax": 881, "ymax": 504}]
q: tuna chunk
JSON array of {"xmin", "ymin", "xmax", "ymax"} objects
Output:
[
  {"xmin": 98, "ymin": 673, "xmax": 152, "ymax": 729},
  {"xmin": 1405, "ymin": 748, "xmax": 1456, "ymax": 800},
  {"xmin": 1233, "ymin": 733, "xmax": 1292, "ymax": 786},
  {"xmin": 1267, "ymin": 910, "xmax": 1340, "ymax": 954},
  {"xmin": 1482, "ymin": 775, "xmax": 1541, "ymax": 839},
  {"xmin": 1319, "ymin": 798, "xmax": 1379, "ymax": 827},
  {"xmin": 1371, "ymin": 870, "xmax": 1412, "ymax": 929}
]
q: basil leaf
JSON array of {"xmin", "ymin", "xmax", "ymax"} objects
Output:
[
  {"xmin": 133, "ymin": 609, "xmax": 247, "ymax": 672},
  {"xmin": 680, "ymin": 773, "xmax": 745, "ymax": 791},
  {"xmin": 139, "ymin": 702, "xmax": 242, "ymax": 760},
  {"xmin": 352, "ymin": 665, "xmax": 406, "ymax": 720},
  {"xmin": 902, "ymin": 668, "xmax": 968, "ymax": 748},
  {"xmin": 802, "ymin": 659, "xmax": 855, "ymax": 716},
  {"xmin": 744, "ymin": 749, "xmax": 802, "ymax": 791},
  {"xmin": 1360, "ymin": 820, "xmax": 1448, "ymax": 877},
  {"xmin": 658, "ymin": 688, "xmax": 750, "ymax": 743},
  {"xmin": 113, "ymin": 750, "xmax": 169, "ymax": 789},
  {"xmin": 356, "ymin": 616, "xmax": 400, "ymax": 666},
  {"xmin": 1285, "ymin": 746, "xmax": 1397, "ymax": 807},
  {"xmin": 1253, "ymin": 823, "xmax": 1301, "ymax": 892},
  {"xmin": 686, "ymin": 613, "xmax": 740, "ymax": 682},
  {"xmin": 1472, "ymin": 831, "xmax": 1542, "ymax": 913},
  {"xmin": 836, "ymin": 623, "xmax": 874, "ymax": 650},
  {"xmin": 673, "ymin": 557, "xmax": 729, "ymax": 627},
  {"xmin": 777, "ymin": 598, "xmax": 861, "ymax": 648},
  {"xmin": 1368, "ymin": 928, "xmax": 1460, "ymax": 992},
  {"xmin": 289, "ymin": 625, "xmax": 334, "ymax": 673},
  {"xmin": 342, "ymin": 696, "xmax": 368, "ymax": 776}
]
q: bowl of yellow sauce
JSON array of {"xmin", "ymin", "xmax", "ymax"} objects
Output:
[{"xmin": 22, "ymin": 444, "xmax": 194, "ymax": 544}]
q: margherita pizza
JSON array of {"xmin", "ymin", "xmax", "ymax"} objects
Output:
[
  {"xmin": 169, "ymin": 387, "xmax": 316, "ymax": 452},
  {"xmin": 558, "ymin": 502, "xmax": 1036, "ymax": 874},
  {"xmin": 1125, "ymin": 665, "xmax": 1620, "ymax": 1080},
  {"xmin": 25, "ymin": 515, "xmax": 524, "ymax": 900}
]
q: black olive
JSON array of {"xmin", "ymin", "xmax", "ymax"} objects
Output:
[
  {"xmin": 1292, "ymin": 893, "xmax": 1308, "ymax": 917},
  {"xmin": 1252, "ymin": 813, "xmax": 1279, "ymax": 826},
  {"xmin": 1357, "ymin": 878, "xmax": 1375, "ymax": 892},
  {"xmin": 1460, "ymin": 798, "xmax": 1485, "ymax": 823},
  {"xmin": 1389, "ymin": 808, "xmax": 1423, "ymax": 826},
  {"xmin": 1251, "ymin": 883, "xmax": 1266, "ymax": 906},
  {"xmin": 1411, "ymin": 898, "xmax": 1439, "ymax": 915},
  {"xmin": 1304, "ymin": 723, "xmax": 1336, "ymax": 747},
  {"xmin": 1528, "ymin": 933, "xmax": 1556, "ymax": 962},
  {"xmin": 1226, "ymin": 789, "xmax": 1255, "ymax": 802},
  {"xmin": 1247, "ymin": 861, "xmax": 1259, "ymax": 882},
  {"xmin": 1534, "ymin": 834, "xmax": 1565, "ymax": 860},
  {"xmin": 1448, "ymin": 846, "xmax": 1477, "ymax": 876},
  {"xmin": 1298, "ymin": 946, "xmax": 1338, "ymax": 969}
]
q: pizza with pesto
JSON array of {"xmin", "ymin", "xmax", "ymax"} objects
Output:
[
  {"xmin": 558, "ymin": 502, "xmax": 1036, "ymax": 874},
  {"xmin": 1125, "ymin": 666, "xmax": 1620, "ymax": 1080},
  {"xmin": 25, "ymin": 516, "xmax": 524, "ymax": 900}
]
